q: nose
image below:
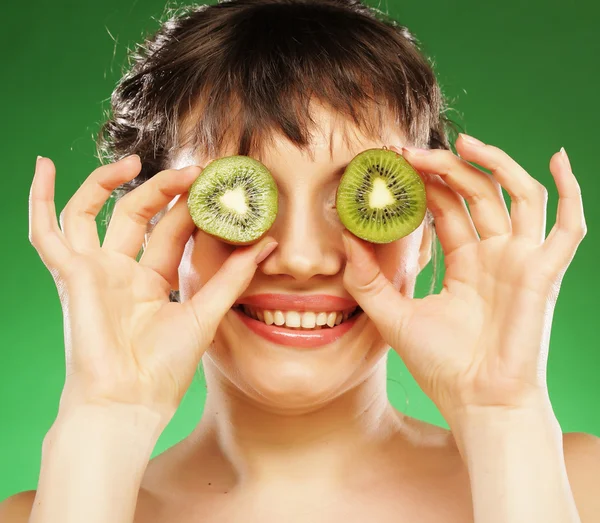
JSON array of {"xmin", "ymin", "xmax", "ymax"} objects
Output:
[{"xmin": 260, "ymin": 194, "xmax": 342, "ymax": 281}]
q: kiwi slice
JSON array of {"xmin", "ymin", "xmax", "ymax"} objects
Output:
[
  {"xmin": 187, "ymin": 155, "xmax": 278, "ymax": 245},
  {"xmin": 336, "ymin": 148, "xmax": 427, "ymax": 243}
]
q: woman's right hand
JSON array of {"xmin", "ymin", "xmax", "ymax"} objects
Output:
[{"xmin": 28, "ymin": 155, "xmax": 277, "ymax": 428}]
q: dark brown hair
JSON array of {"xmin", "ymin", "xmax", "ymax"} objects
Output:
[{"xmin": 96, "ymin": 0, "xmax": 458, "ymax": 301}]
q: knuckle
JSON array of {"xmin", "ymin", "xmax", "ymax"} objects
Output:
[
  {"xmin": 480, "ymin": 143, "xmax": 503, "ymax": 161},
  {"xmin": 468, "ymin": 190, "xmax": 486, "ymax": 204},
  {"xmin": 358, "ymin": 270, "xmax": 388, "ymax": 297},
  {"xmin": 28, "ymin": 232, "xmax": 38, "ymax": 248},
  {"xmin": 559, "ymin": 224, "xmax": 586, "ymax": 245},
  {"xmin": 532, "ymin": 181, "xmax": 548, "ymax": 200},
  {"xmin": 113, "ymin": 194, "xmax": 152, "ymax": 225},
  {"xmin": 486, "ymin": 145, "xmax": 515, "ymax": 169},
  {"xmin": 429, "ymin": 150, "xmax": 457, "ymax": 177},
  {"xmin": 438, "ymin": 149, "xmax": 458, "ymax": 165},
  {"xmin": 485, "ymin": 144, "xmax": 504, "ymax": 157},
  {"xmin": 154, "ymin": 169, "xmax": 184, "ymax": 196},
  {"xmin": 574, "ymin": 223, "xmax": 587, "ymax": 239},
  {"xmin": 60, "ymin": 205, "xmax": 95, "ymax": 225}
]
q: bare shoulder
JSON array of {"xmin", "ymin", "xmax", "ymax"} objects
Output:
[
  {"xmin": 0, "ymin": 490, "xmax": 36, "ymax": 522},
  {"xmin": 563, "ymin": 431, "xmax": 600, "ymax": 522},
  {"xmin": 0, "ymin": 488, "xmax": 162, "ymax": 523}
]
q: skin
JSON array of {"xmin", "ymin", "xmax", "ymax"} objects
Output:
[
  {"xmin": 9, "ymin": 100, "xmax": 599, "ymax": 522},
  {"xmin": 134, "ymin": 103, "xmax": 469, "ymax": 521},
  {"xmin": 138, "ymin": 100, "xmax": 594, "ymax": 522}
]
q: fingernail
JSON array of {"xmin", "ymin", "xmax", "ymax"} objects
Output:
[
  {"xmin": 402, "ymin": 146, "xmax": 432, "ymax": 156},
  {"xmin": 341, "ymin": 232, "xmax": 353, "ymax": 263},
  {"xmin": 560, "ymin": 147, "xmax": 571, "ymax": 171},
  {"xmin": 459, "ymin": 133, "xmax": 485, "ymax": 146},
  {"xmin": 122, "ymin": 154, "xmax": 140, "ymax": 163},
  {"xmin": 36, "ymin": 155, "xmax": 43, "ymax": 168},
  {"xmin": 255, "ymin": 241, "xmax": 278, "ymax": 264}
]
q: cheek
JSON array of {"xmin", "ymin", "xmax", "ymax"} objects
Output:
[{"xmin": 178, "ymin": 230, "xmax": 235, "ymax": 298}]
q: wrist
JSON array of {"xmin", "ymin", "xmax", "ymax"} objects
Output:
[
  {"xmin": 34, "ymin": 403, "xmax": 164, "ymax": 523},
  {"xmin": 45, "ymin": 402, "xmax": 166, "ymax": 452},
  {"xmin": 449, "ymin": 398, "xmax": 563, "ymax": 463}
]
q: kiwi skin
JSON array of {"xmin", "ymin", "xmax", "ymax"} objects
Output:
[
  {"xmin": 335, "ymin": 147, "xmax": 427, "ymax": 244},
  {"xmin": 187, "ymin": 155, "xmax": 278, "ymax": 246}
]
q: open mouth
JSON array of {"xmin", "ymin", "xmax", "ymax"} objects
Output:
[{"xmin": 232, "ymin": 304, "xmax": 364, "ymax": 330}]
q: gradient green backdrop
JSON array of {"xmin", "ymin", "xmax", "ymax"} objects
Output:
[{"xmin": 2, "ymin": 0, "xmax": 598, "ymax": 500}]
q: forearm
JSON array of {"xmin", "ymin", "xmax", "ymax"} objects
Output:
[
  {"xmin": 30, "ymin": 403, "xmax": 164, "ymax": 523},
  {"xmin": 451, "ymin": 400, "xmax": 581, "ymax": 523}
]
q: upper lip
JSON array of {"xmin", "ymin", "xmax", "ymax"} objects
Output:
[{"xmin": 234, "ymin": 294, "xmax": 359, "ymax": 312}]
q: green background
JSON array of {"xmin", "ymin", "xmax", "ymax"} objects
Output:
[{"xmin": 2, "ymin": 0, "xmax": 598, "ymax": 499}]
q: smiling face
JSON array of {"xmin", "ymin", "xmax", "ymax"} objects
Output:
[{"xmin": 171, "ymin": 100, "xmax": 433, "ymax": 412}]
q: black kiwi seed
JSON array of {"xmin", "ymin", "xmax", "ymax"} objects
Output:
[
  {"xmin": 187, "ymin": 155, "xmax": 278, "ymax": 245},
  {"xmin": 336, "ymin": 148, "xmax": 427, "ymax": 243}
]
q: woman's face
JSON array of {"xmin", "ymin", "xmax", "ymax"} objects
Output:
[{"xmin": 174, "ymin": 104, "xmax": 432, "ymax": 412}]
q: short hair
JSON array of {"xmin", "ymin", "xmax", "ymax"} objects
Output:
[{"xmin": 96, "ymin": 0, "xmax": 456, "ymax": 300}]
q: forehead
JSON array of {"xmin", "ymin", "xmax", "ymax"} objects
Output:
[{"xmin": 170, "ymin": 99, "xmax": 407, "ymax": 169}]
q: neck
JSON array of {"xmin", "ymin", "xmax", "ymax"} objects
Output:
[{"xmin": 186, "ymin": 357, "xmax": 404, "ymax": 488}]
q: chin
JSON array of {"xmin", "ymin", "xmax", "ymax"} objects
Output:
[{"xmin": 203, "ymin": 315, "xmax": 389, "ymax": 413}]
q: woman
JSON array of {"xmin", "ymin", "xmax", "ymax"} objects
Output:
[{"xmin": 5, "ymin": 0, "xmax": 599, "ymax": 521}]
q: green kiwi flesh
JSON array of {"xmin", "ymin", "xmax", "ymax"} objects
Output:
[
  {"xmin": 187, "ymin": 155, "xmax": 278, "ymax": 244},
  {"xmin": 336, "ymin": 148, "xmax": 427, "ymax": 244}
]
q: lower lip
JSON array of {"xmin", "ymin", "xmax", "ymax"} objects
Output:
[{"xmin": 233, "ymin": 309, "xmax": 363, "ymax": 348}]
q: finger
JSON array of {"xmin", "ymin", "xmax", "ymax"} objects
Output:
[
  {"xmin": 542, "ymin": 148, "xmax": 587, "ymax": 270},
  {"xmin": 59, "ymin": 155, "xmax": 142, "ymax": 251},
  {"xmin": 454, "ymin": 134, "xmax": 548, "ymax": 244},
  {"xmin": 183, "ymin": 237, "xmax": 279, "ymax": 339},
  {"xmin": 138, "ymin": 191, "xmax": 197, "ymax": 289},
  {"xmin": 424, "ymin": 176, "xmax": 480, "ymax": 253},
  {"xmin": 102, "ymin": 164, "xmax": 203, "ymax": 258},
  {"xmin": 402, "ymin": 143, "xmax": 511, "ymax": 240},
  {"xmin": 29, "ymin": 157, "xmax": 72, "ymax": 269},
  {"xmin": 341, "ymin": 230, "xmax": 415, "ymax": 345},
  {"xmin": 388, "ymin": 145, "xmax": 478, "ymax": 253}
]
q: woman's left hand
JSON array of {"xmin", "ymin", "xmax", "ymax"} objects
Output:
[{"xmin": 341, "ymin": 134, "xmax": 587, "ymax": 426}]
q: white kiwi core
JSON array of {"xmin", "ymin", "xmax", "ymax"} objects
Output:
[
  {"xmin": 220, "ymin": 186, "xmax": 248, "ymax": 214},
  {"xmin": 368, "ymin": 177, "xmax": 395, "ymax": 209}
]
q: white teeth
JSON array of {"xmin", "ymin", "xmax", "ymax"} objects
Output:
[
  {"xmin": 239, "ymin": 306, "xmax": 360, "ymax": 329},
  {"xmin": 264, "ymin": 310, "xmax": 274, "ymax": 325},
  {"xmin": 285, "ymin": 311, "xmax": 301, "ymax": 328},
  {"xmin": 301, "ymin": 312, "xmax": 316, "ymax": 328},
  {"xmin": 326, "ymin": 312, "xmax": 337, "ymax": 328}
]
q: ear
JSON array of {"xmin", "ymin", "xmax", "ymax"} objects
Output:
[{"xmin": 417, "ymin": 218, "xmax": 433, "ymax": 272}]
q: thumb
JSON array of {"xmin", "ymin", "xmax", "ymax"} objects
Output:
[
  {"xmin": 185, "ymin": 236, "xmax": 278, "ymax": 338},
  {"xmin": 341, "ymin": 231, "xmax": 414, "ymax": 342}
]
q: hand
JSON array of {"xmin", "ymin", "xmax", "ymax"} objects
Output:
[
  {"xmin": 341, "ymin": 134, "xmax": 587, "ymax": 425},
  {"xmin": 28, "ymin": 155, "xmax": 277, "ymax": 427}
]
